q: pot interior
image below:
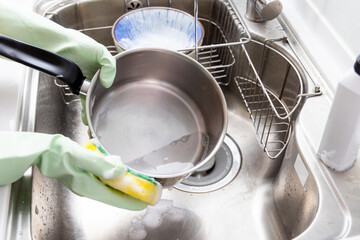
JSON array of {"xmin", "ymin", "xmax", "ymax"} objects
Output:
[{"xmin": 88, "ymin": 49, "xmax": 227, "ymax": 177}]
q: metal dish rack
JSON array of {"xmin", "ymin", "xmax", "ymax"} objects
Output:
[
  {"xmin": 46, "ymin": 0, "xmax": 315, "ymax": 159},
  {"xmin": 234, "ymin": 43, "xmax": 292, "ymax": 158}
]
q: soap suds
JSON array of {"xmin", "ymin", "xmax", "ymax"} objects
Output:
[
  {"xmin": 128, "ymin": 200, "xmax": 186, "ymax": 240},
  {"xmin": 101, "ymin": 155, "xmax": 125, "ymax": 179},
  {"xmin": 128, "ymin": 216, "xmax": 147, "ymax": 240}
]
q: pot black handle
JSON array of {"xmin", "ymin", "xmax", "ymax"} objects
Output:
[{"xmin": 0, "ymin": 34, "xmax": 85, "ymax": 95}]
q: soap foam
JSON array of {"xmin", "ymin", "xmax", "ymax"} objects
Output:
[
  {"xmin": 101, "ymin": 155, "xmax": 125, "ymax": 179},
  {"xmin": 147, "ymin": 199, "xmax": 174, "ymax": 215},
  {"xmin": 128, "ymin": 226, "xmax": 147, "ymax": 240},
  {"xmin": 128, "ymin": 216, "xmax": 147, "ymax": 240},
  {"xmin": 167, "ymin": 207, "xmax": 186, "ymax": 222},
  {"xmin": 128, "ymin": 200, "xmax": 187, "ymax": 239},
  {"xmin": 155, "ymin": 162, "xmax": 195, "ymax": 175},
  {"xmin": 125, "ymin": 132, "xmax": 208, "ymax": 176},
  {"xmin": 127, "ymin": 160, "xmax": 195, "ymax": 176},
  {"xmin": 142, "ymin": 209, "xmax": 163, "ymax": 229}
]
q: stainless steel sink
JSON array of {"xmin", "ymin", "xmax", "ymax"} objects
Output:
[{"xmin": 5, "ymin": 0, "xmax": 351, "ymax": 239}]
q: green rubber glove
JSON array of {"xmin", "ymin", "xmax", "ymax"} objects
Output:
[
  {"xmin": 0, "ymin": 132, "xmax": 147, "ymax": 211},
  {"xmin": 0, "ymin": 3, "xmax": 116, "ymax": 124}
]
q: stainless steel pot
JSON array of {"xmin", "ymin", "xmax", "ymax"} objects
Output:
[
  {"xmin": 0, "ymin": 35, "xmax": 227, "ymax": 187},
  {"xmin": 87, "ymin": 49, "xmax": 227, "ymax": 186}
]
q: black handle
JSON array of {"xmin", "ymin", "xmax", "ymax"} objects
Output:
[{"xmin": 0, "ymin": 34, "xmax": 85, "ymax": 95}]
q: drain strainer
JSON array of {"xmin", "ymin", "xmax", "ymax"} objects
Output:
[
  {"xmin": 126, "ymin": 0, "xmax": 142, "ymax": 11},
  {"xmin": 175, "ymin": 135, "xmax": 242, "ymax": 193}
]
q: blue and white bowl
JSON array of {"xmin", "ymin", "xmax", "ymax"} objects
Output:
[{"xmin": 112, "ymin": 7, "xmax": 204, "ymax": 54}]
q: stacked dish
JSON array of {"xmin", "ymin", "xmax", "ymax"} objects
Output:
[{"xmin": 112, "ymin": 7, "xmax": 204, "ymax": 53}]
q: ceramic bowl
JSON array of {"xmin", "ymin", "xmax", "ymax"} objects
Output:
[{"xmin": 112, "ymin": 7, "xmax": 204, "ymax": 53}]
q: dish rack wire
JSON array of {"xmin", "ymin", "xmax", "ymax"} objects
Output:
[
  {"xmin": 235, "ymin": 44, "xmax": 292, "ymax": 159},
  {"xmin": 45, "ymin": 0, "xmax": 313, "ymax": 159}
]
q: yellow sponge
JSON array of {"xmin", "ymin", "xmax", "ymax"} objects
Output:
[{"xmin": 84, "ymin": 140, "xmax": 162, "ymax": 205}]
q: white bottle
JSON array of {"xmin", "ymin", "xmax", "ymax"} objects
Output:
[{"xmin": 318, "ymin": 55, "xmax": 360, "ymax": 171}]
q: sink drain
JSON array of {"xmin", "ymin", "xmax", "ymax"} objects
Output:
[
  {"xmin": 126, "ymin": 0, "xmax": 142, "ymax": 10},
  {"xmin": 175, "ymin": 135, "xmax": 242, "ymax": 193}
]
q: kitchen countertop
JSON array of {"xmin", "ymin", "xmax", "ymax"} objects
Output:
[{"xmin": 281, "ymin": 4, "xmax": 360, "ymax": 239}]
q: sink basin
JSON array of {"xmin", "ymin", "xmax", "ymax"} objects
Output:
[{"xmin": 5, "ymin": 0, "xmax": 350, "ymax": 239}]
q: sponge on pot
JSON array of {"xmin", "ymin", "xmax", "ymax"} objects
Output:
[{"xmin": 84, "ymin": 139, "xmax": 162, "ymax": 205}]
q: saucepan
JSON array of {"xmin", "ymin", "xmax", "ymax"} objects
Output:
[{"xmin": 0, "ymin": 34, "xmax": 227, "ymax": 187}]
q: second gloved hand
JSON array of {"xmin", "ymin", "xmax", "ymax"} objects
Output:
[
  {"xmin": 0, "ymin": 3, "xmax": 117, "ymax": 125},
  {"xmin": 0, "ymin": 3, "xmax": 116, "ymax": 88},
  {"xmin": 0, "ymin": 132, "xmax": 147, "ymax": 211}
]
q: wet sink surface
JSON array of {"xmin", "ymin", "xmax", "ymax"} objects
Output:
[{"xmin": 6, "ymin": 0, "xmax": 343, "ymax": 239}]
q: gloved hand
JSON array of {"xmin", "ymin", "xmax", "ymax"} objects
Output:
[
  {"xmin": 0, "ymin": 132, "xmax": 147, "ymax": 211},
  {"xmin": 0, "ymin": 3, "xmax": 116, "ymax": 124}
]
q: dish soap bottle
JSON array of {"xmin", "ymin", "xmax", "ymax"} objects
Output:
[{"xmin": 318, "ymin": 55, "xmax": 360, "ymax": 171}]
